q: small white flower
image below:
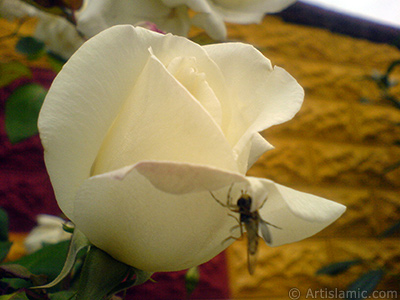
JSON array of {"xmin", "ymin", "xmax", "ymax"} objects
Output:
[
  {"xmin": 76, "ymin": 0, "xmax": 297, "ymax": 40},
  {"xmin": 165, "ymin": 0, "xmax": 298, "ymax": 40},
  {"xmin": 24, "ymin": 215, "xmax": 72, "ymax": 254},
  {"xmin": 76, "ymin": 0, "xmax": 191, "ymax": 39},
  {"xmin": 38, "ymin": 26, "xmax": 345, "ymax": 272}
]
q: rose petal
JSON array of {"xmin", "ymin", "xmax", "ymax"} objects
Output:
[
  {"xmin": 166, "ymin": 56, "xmax": 222, "ymax": 126},
  {"xmin": 135, "ymin": 161, "xmax": 247, "ymax": 194},
  {"xmin": 39, "ymin": 25, "xmax": 228, "ymax": 217},
  {"xmin": 91, "ymin": 52, "xmax": 237, "ymax": 175},
  {"xmin": 204, "ymin": 42, "xmax": 304, "ymax": 158},
  {"xmin": 39, "ymin": 25, "xmax": 234, "ymax": 216},
  {"xmin": 73, "ymin": 164, "xmax": 241, "ymax": 272},
  {"xmin": 247, "ymin": 178, "xmax": 346, "ymax": 246},
  {"xmin": 235, "ymin": 132, "xmax": 274, "ymax": 173},
  {"xmin": 40, "ymin": 26, "xmax": 151, "ymax": 216}
]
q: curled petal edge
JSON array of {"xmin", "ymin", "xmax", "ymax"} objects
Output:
[
  {"xmin": 247, "ymin": 178, "xmax": 346, "ymax": 247},
  {"xmin": 103, "ymin": 160, "xmax": 248, "ymax": 195}
]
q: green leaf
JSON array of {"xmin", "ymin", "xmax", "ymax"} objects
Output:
[
  {"xmin": 346, "ymin": 269, "xmax": 385, "ymax": 300},
  {"xmin": 0, "ymin": 62, "xmax": 32, "ymax": 88},
  {"xmin": 1, "ymin": 264, "xmax": 34, "ymax": 279},
  {"xmin": 185, "ymin": 266, "xmax": 200, "ymax": 297},
  {"xmin": 6, "ymin": 240, "xmax": 69, "ymax": 282},
  {"xmin": 5, "ymin": 83, "xmax": 47, "ymax": 144},
  {"xmin": 0, "ymin": 291, "xmax": 29, "ymax": 300},
  {"xmin": 316, "ymin": 260, "xmax": 362, "ymax": 276},
  {"xmin": 0, "ymin": 264, "xmax": 47, "ymax": 286},
  {"xmin": 76, "ymin": 246, "xmax": 131, "ymax": 300},
  {"xmin": 15, "ymin": 37, "xmax": 45, "ymax": 60},
  {"xmin": 49, "ymin": 290, "xmax": 76, "ymax": 300},
  {"xmin": 1, "ymin": 278, "xmax": 32, "ymax": 290},
  {"xmin": 0, "ymin": 241, "xmax": 13, "ymax": 262},
  {"xmin": 0, "ymin": 208, "xmax": 9, "ymax": 242},
  {"xmin": 36, "ymin": 229, "xmax": 90, "ymax": 289}
]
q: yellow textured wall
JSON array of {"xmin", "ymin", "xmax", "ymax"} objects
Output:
[{"xmin": 224, "ymin": 16, "xmax": 400, "ymax": 299}]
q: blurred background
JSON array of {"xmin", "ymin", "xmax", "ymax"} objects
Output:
[
  {"xmin": 1, "ymin": 0, "xmax": 400, "ymax": 299},
  {"xmin": 226, "ymin": 1, "xmax": 400, "ymax": 298}
]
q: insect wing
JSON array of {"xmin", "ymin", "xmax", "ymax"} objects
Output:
[
  {"xmin": 244, "ymin": 218, "xmax": 259, "ymax": 275},
  {"xmin": 259, "ymin": 220, "xmax": 272, "ymax": 245}
]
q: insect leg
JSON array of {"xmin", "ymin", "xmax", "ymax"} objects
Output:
[
  {"xmin": 209, "ymin": 191, "xmax": 228, "ymax": 207},
  {"xmin": 210, "ymin": 183, "xmax": 236, "ymax": 207},
  {"xmin": 221, "ymin": 222, "xmax": 244, "ymax": 245},
  {"xmin": 259, "ymin": 195, "xmax": 268, "ymax": 210},
  {"xmin": 226, "ymin": 183, "xmax": 234, "ymax": 206}
]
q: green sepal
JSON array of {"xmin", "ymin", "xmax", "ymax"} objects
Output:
[
  {"xmin": 185, "ymin": 266, "xmax": 200, "ymax": 297},
  {"xmin": 62, "ymin": 223, "xmax": 74, "ymax": 234},
  {"xmin": 35, "ymin": 229, "xmax": 90, "ymax": 289},
  {"xmin": 0, "ymin": 62, "xmax": 32, "ymax": 88},
  {"xmin": 108, "ymin": 267, "xmax": 153, "ymax": 296},
  {"xmin": 75, "ymin": 246, "xmax": 131, "ymax": 300},
  {"xmin": 5, "ymin": 83, "xmax": 47, "ymax": 143}
]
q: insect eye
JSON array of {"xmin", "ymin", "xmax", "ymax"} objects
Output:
[
  {"xmin": 237, "ymin": 198, "xmax": 246, "ymax": 206},
  {"xmin": 237, "ymin": 196, "xmax": 251, "ymax": 208}
]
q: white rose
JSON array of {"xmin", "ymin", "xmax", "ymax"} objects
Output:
[
  {"xmin": 24, "ymin": 215, "xmax": 72, "ymax": 254},
  {"xmin": 38, "ymin": 25, "xmax": 345, "ymax": 272},
  {"xmin": 76, "ymin": 0, "xmax": 297, "ymax": 41}
]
